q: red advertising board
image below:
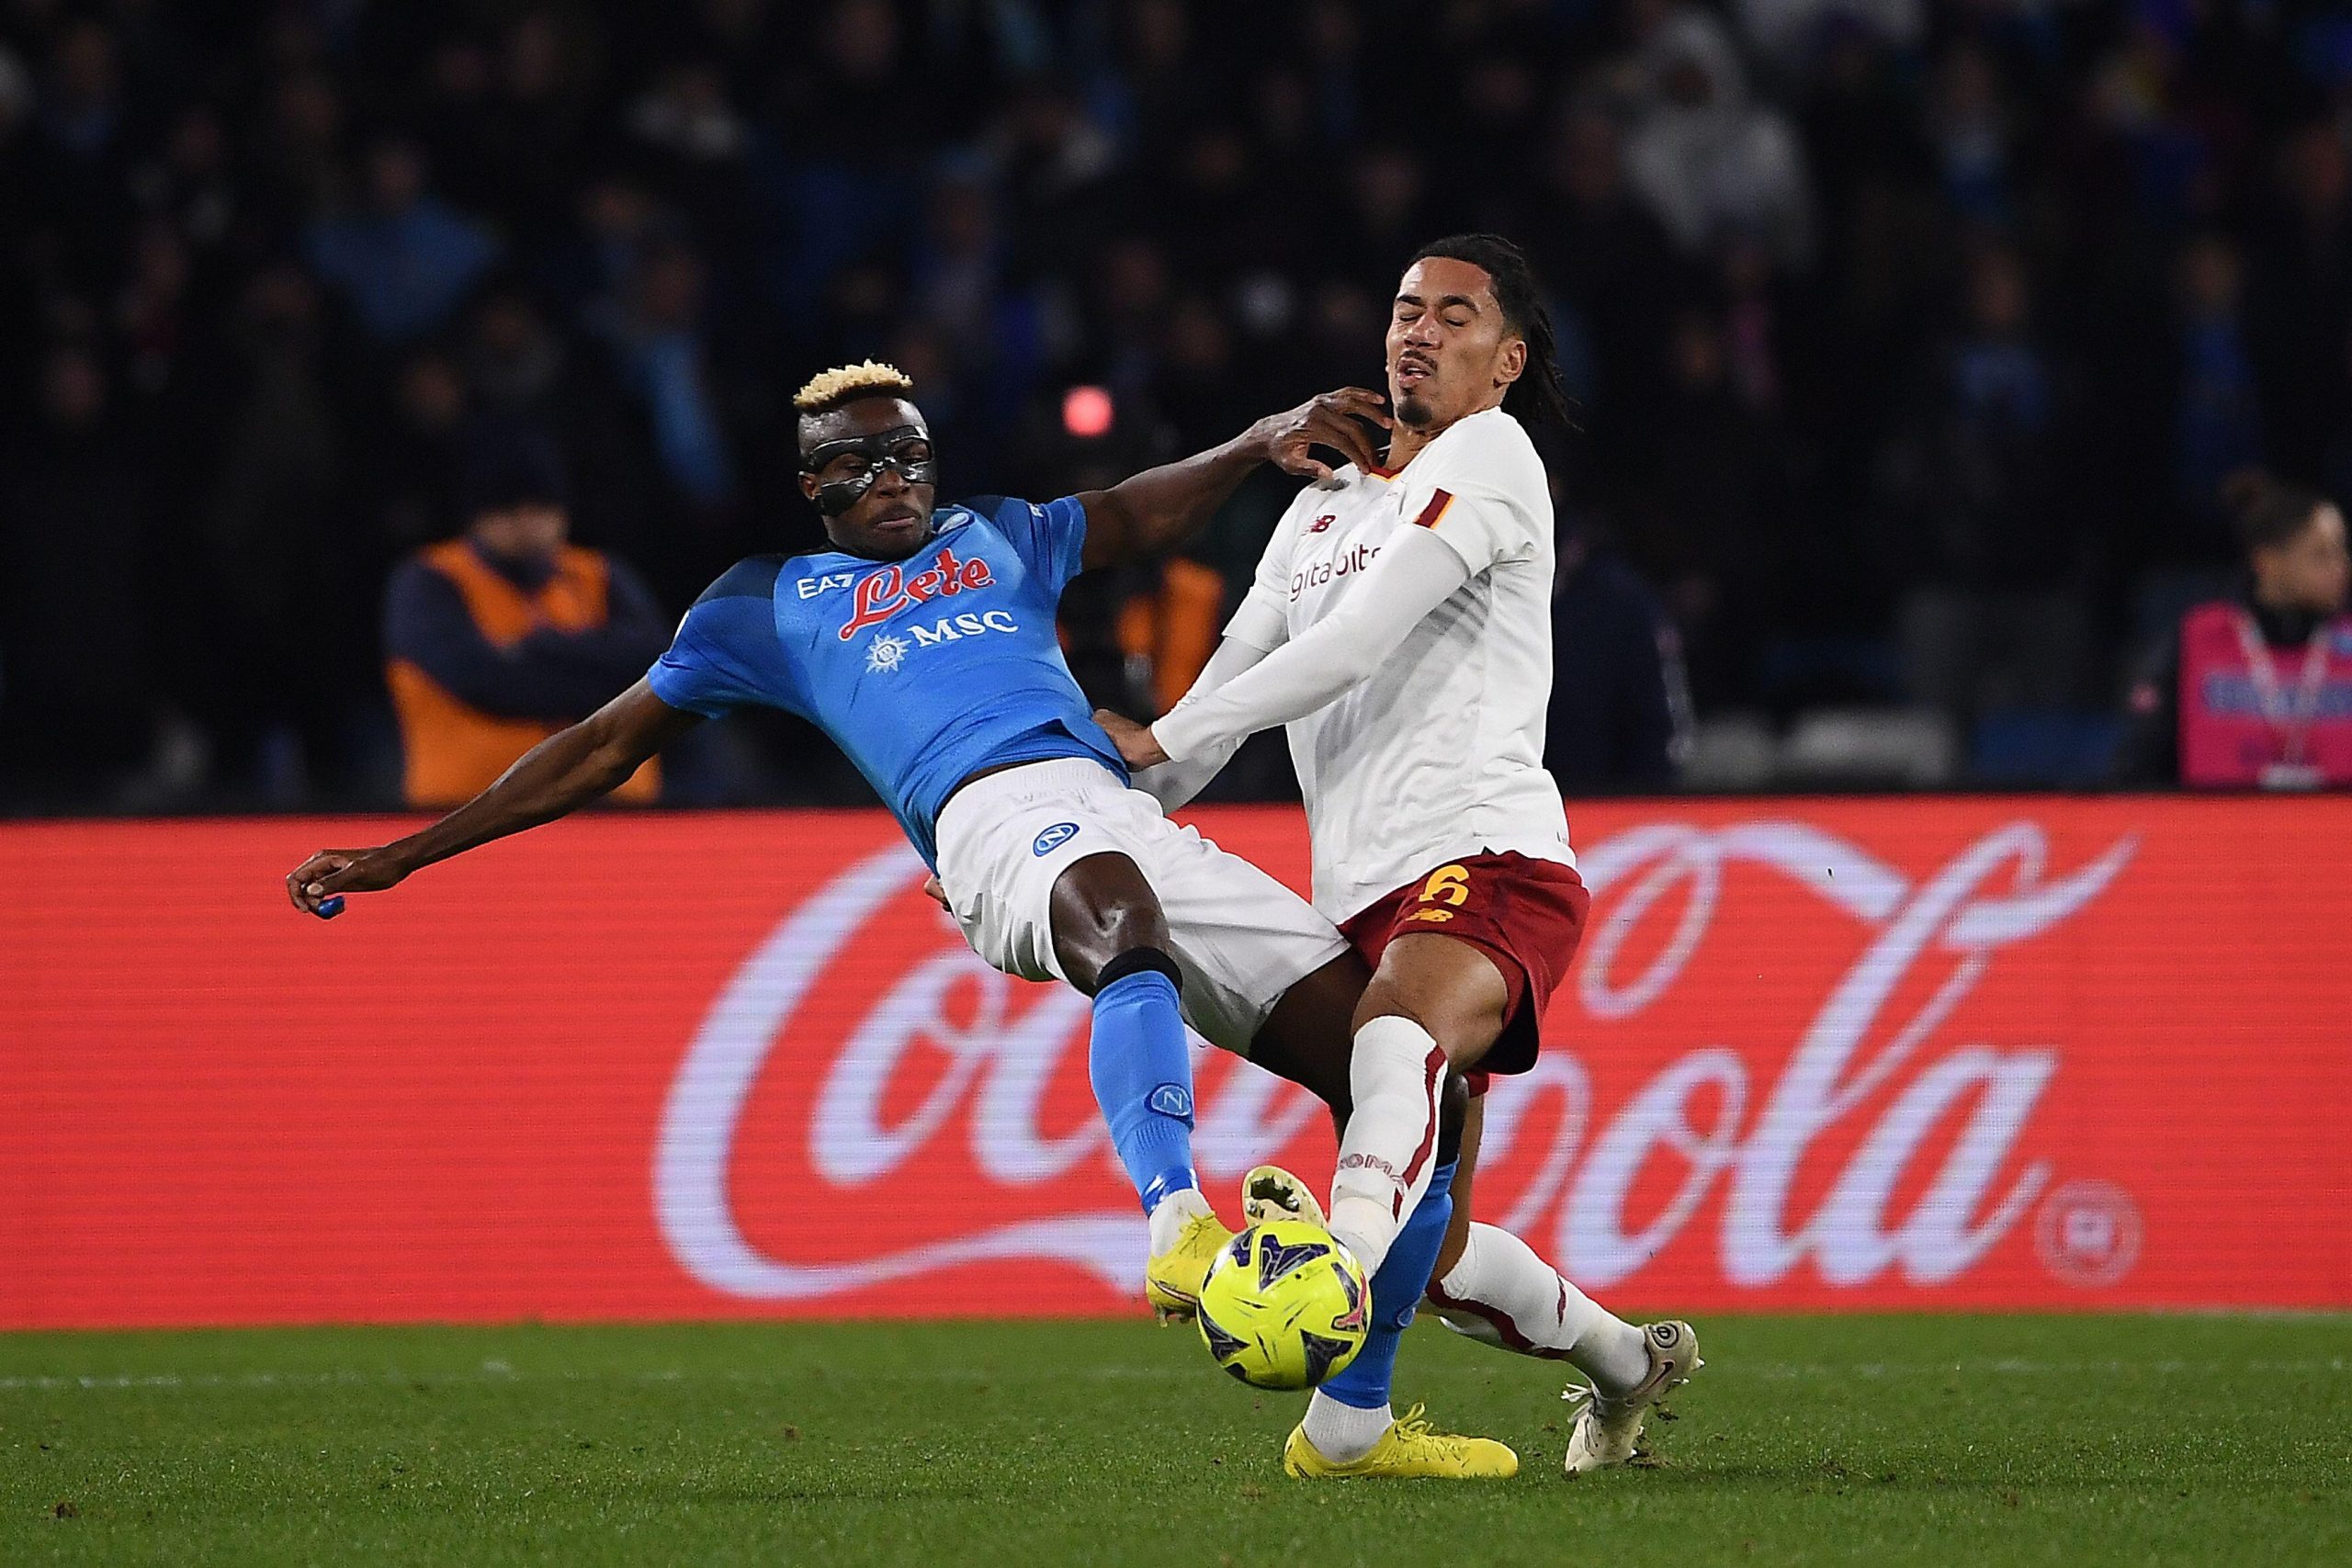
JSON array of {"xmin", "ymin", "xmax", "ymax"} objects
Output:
[{"xmin": 5, "ymin": 798, "xmax": 2348, "ymax": 1328}]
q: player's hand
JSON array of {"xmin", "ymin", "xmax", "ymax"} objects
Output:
[
  {"xmin": 920, "ymin": 874, "xmax": 950, "ymax": 910},
  {"xmin": 1094, "ymin": 708, "xmax": 1170, "ymax": 769},
  {"xmin": 1253, "ymin": 388, "xmax": 1392, "ymax": 483},
  {"xmin": 285, "ymin": 846, "xmax": 412, "ymax": 915}
]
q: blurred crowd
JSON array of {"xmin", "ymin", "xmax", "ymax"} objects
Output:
[{"xmin": 6, "ymin": 0, "xmax": 2352, "ymax": 811}]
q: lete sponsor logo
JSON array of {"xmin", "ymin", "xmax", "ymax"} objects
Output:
[
  {"xmin": 838, "ymin": 546, "xmax": 994, "ymax": 640},
  {"xmin": 653, "ymin": 819, "xmax": 2136, "ymax": 1302}
]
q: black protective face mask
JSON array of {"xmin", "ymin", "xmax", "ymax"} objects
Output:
[{"xmin": 803, "ymin": 426, "xmax": 939, "ymax": 516}]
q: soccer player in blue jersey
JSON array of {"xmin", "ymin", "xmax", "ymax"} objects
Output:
[
  {"xmin": 288, "ymin": 360, "xmax": 1535, "ymax": 1477},
  {"xmin": 288, "ymin": 363, "xmax": 1352, "ymax": 1284}
]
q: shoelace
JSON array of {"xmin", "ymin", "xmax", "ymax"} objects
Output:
[
  {"xmin": 1560, "ymin": 1378, "xmax": 1636, "ymax": 1424},
  {"xmin": 1184, "ymin": 1213, "xmax": 1229, "ymax": 1246},
  {"xmin": 1389, "ymin": 1404, "xmax": 1472, "ymax": 1457}
]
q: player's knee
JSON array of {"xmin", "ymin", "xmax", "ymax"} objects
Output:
[
  {"xmin": 1351, "ymin": 997, "xmax": 1487, "ymax": 1073},
  {"xmin": 1355, "ymin": 943, "xmax": 1512, "ymax": 1064},
  {"xmin": 1049, "ymin": 854, "xmax": 1170, "ymax": 988},
  {"xmin": 1074, "ymin": 898, "xmax": 1165, "ymax": 955}
]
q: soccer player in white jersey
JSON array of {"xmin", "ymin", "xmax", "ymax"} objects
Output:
[{"xmin": 1101, "ymin": 235, "xmax": 1702, "ymax": 1476}]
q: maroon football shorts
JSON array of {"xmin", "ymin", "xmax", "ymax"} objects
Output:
[{"xmin": 1337, "ymin": 851, "xmax": 1591, "ymax": 1097}]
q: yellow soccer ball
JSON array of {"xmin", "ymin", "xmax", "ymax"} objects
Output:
[{"xmin": 1195, "ymin": 1219, "xmax": 1370, "ymax": 1391}]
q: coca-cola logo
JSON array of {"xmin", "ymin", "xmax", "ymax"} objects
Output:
[{"xmin": 653, "ymin": 819, "xmax": 2138, "ymax": 1302}]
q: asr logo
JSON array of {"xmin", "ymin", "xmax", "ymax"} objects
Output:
[{"xmin": 1033, "ymin": 822, "xmax": 1080, "ymax": 857}]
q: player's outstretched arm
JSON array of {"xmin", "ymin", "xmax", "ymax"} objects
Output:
[
  {"xmin": 1075, "ymin": 388, "xmax": 1392, "ymax": 570},
  {"xmin": 285, "ymin": 680, "xmax": 702, "ymax": 915},
  {"xmin": 1100, "ymin": 525, "xmax": 1472, "ymax": 770}
]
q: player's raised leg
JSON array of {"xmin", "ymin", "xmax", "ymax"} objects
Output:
[
  {"xmin": 1249, "ymin": 979, "xmax": 1516, "ymax": 1479},
  {"xmin": 1046, "ymin": 850, "xmax": 1227, "ymax": 1319},
  {"xmin": 1324, "ymin": 931, "xmax": 1506, "ymax": 1278}
]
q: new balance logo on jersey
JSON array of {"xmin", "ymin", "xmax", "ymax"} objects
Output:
[
  {"xmin": 838, "ymin": 546, "xmax": 994, "ymax": 639},
  {"xmin": 1306, "ymin": 513, "xmax": 1338, "ymax": 534}
]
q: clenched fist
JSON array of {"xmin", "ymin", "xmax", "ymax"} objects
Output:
[{"xmin": 285, "ymin": 845, "xmax": 412, "ymax": 916}]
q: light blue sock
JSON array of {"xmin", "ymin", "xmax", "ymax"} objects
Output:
[
  {"xmin": 1088, "ymin": 967, "xmax": 1197, "ymax": 1213},
  {"xmin": 1319, "ymin": 1156, "xmax": 1456, "ymax": 1410}
]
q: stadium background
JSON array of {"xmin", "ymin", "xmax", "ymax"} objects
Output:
[{"xmin": 8, "ymin": 0, "xmax": 2352, "ymax": 810}]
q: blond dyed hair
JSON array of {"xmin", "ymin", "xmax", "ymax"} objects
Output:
[{"xmin": 794, "ymin": 359, "xmax": 916, "ymax": 413}]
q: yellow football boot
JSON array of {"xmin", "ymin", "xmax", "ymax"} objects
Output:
[
  {"xmin": 1144, "ymin": 1207, "xmax": 1234, "ymax": 1323},
  {"xmin": 1240, "ymin": 1164, "xmax": 1327, "ymax": 1228},
  {"xmin": 1282, "ymin": 1404, "xmax": 1520, "ymax": 1479}
]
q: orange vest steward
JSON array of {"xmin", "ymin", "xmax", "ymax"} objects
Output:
[{"xmin": 386, "ymin": 541, "xmax": 660, "ymax": 807}]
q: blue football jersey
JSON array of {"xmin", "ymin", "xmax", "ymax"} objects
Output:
[{"xmin": 646, "ymin": 494, "xmax": 1127, "ymax": 864}]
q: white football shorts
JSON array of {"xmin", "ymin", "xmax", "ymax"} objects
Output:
[{"xmin": 933, "ymin": 757, "xmax": 1348, "ymax": 1055}]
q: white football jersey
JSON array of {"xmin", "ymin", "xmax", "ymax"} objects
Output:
[{"xmin": 1238, "ymin": 406, "xmax": 1571, "ymax": 921}]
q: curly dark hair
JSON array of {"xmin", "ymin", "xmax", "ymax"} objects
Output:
[{"xmin": 1407, "ymin": 233, "xmax": 1577, "ymax": 431}]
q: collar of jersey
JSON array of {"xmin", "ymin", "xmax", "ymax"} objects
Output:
[{"xmin": 1357, "ymin": 406, "xmax": 1506, "ymax": 481}]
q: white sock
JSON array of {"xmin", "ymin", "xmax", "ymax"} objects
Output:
[
  {"xmin": 1427, "ymin": 1222, "xmax": 1650, "ymax": 1397},
  {"xmin": 1147, "ymin": 1186, "xmax": 1213, "ymax": 1258},
  {"xmin": 1301, "ymin": 1391, "xmax": 1393, "ymax": 1463},
  {"xmin": 1327, "ymin": 1014, "xmax": 1448, "ymax": 1278}
]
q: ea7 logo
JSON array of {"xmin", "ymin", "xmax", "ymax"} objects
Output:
[{"xmin": 797, "ymin": 570, "xmax": 856, "ymax": 599}]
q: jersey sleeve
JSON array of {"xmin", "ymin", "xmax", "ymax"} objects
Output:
[
  {"xmin": 1395, "ymin": 422, "xmax": 1548, "ymax": 575},
  {"xmin": 966, "ymin": 494, "xmax": 1090, "ymax": 594},
  {"xmin": 1149, "ymin": 525, "xmax": 1470, "ymax": 764},
  {"xmin": 646, "ymin": 559, "xmax": 794, "ymax": 717}
]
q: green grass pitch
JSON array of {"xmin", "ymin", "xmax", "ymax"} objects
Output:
[{"xmin": 5, "ymin": 1314, "xmax": 2346, "ymax": 1566}]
